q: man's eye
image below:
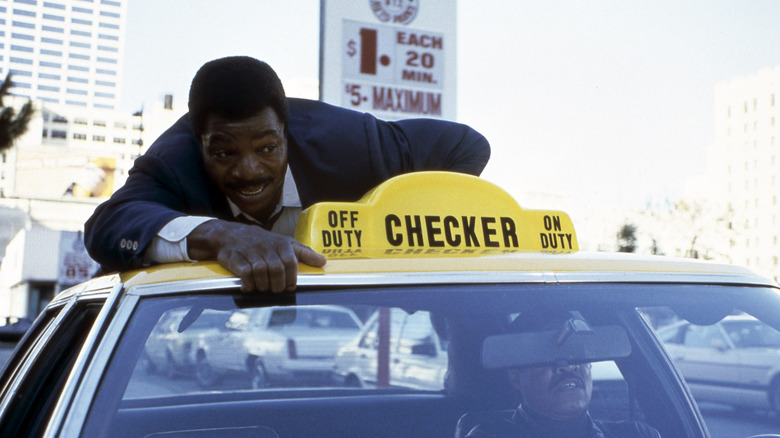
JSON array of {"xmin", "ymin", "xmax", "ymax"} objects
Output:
[
  {"xmin": 260, "ymin": 144, "xmax": 277, "ymax": 153},
  {"xmin": 211, "ymin": 150, "xmax": 232, "ymax": 159}
]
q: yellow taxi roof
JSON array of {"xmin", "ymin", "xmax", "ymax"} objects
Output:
[{"xmin": 109, "ymin": 172, "xmax": 771, "ymax": 290}]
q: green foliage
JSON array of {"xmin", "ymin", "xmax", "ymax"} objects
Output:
[{"xmin": 0, "ymin": 74, "xmax": 34, "ymax": 152}]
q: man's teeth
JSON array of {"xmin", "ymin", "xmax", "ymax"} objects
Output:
[{"xmin": 240, "ymin": 185, "xmax": 265, "ymax": 196}]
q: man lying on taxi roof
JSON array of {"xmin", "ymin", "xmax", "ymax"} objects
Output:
[
  {"xmin": 464, "ymin": 312, "xmax": 661, "ymax": 438},
  {"xmin": 84, "ymin": 56, "xmax": 490, "ymax": 293}
]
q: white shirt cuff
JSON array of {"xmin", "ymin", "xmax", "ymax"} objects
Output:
[{"xmin": 143, "ymin": 216, "xmax": 215, "ymax": 264}]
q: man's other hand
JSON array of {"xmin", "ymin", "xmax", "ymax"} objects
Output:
[{"xmin": 187, "ymin": 220, "xmax": 327, "ymax": 293}]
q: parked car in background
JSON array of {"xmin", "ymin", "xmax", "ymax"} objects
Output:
[
  {"xmin": 198, "ymin": 305, "xmax": 363, "ymax": 388},
  {"xmin": 333, "ymin": 308, "xmax": 448, "ymax": 390},
  {"xmin": 143, "ymin": 308, "xmax": 232, "ymax": 378},
  {"xmin": 657, "ymin": 313, "xmax": 780, "ymax": 412}
]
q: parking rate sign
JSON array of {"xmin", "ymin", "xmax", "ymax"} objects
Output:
[{"xmin": 320, "ymin": 0, "xmax": 457, "ymax": 120}]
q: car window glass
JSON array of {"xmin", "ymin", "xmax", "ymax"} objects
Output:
[
  {"xmin": 682, "ymin": 324, "xmax": 724, "ymax": 348},
  {"xmin": 644, "ymin": 306, "xmax": 780, "ymax": 437}
]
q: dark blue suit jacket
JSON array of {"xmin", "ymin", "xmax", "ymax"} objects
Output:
[{"xmin": 84, "ymin": 98, "xmax": 490, "ymax": 271}]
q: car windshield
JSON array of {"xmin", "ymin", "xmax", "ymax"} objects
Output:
[{"xmin": 81, "ymin": 282, "xmax": 780, "ymax": 438}]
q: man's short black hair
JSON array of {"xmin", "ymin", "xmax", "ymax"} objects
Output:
[{"xmin": 188, "ymin": 56, "xmax": 289, "ymax": 139}]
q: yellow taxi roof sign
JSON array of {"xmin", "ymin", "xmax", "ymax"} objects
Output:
[{"xmin": 294, "ymin": 171, "xmax": 578, "ymax": 259}]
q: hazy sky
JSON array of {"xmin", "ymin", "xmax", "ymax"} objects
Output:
[{"xmin": 121, "ymin": 1, "xmax": 780, "ymax": 210}]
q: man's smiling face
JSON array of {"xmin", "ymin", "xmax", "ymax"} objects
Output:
[{"xmin": 200, "ymin": 107, "xmax": 287, "ymax": 222}]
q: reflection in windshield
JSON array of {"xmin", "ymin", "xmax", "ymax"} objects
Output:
[{"xmin": 84, "ymin": 284, "xmax": 780, "ymax": 438}]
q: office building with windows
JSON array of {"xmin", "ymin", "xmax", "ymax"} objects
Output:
[
  {"xmin": 0, "ymin": 0, "xmax": 126, "ymax": 109},
  {"xmin": 709, "ymin": 66, "xmax": 780, "ymax": 281}
]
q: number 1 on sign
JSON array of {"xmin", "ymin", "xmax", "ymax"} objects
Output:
[{"xmin": 359, "ymin": 28, "xmax": 378, "ymax": 75}]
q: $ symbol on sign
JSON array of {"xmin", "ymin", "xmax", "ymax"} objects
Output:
[{"xmin": 347, "ymin": 40, "xmax": 357, "ymax": 57}]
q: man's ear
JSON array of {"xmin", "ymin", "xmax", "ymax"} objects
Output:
[{"xmin": 507, "ymin": 368, "xmax": 524, "ymax": 391}]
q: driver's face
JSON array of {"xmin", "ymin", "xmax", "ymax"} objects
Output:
[{"xmin": 509, "ymin": 363, "xmax": 593, "ymax": 420}]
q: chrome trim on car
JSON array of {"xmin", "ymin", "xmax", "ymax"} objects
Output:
[
  {"xmin": 46, "ymin": 283, "xmax": 125, "ymax": 438},
  {"xmin": 0, "ymin": 297, "xmax": 79, "ymax": 419},
  {"xmin": 118, "ymin": 269, "xmax": 776, "ymax": 297}
]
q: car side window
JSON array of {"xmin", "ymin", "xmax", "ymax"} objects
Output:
[{"xmin": 0, "ymin": 302, "xmax": 101, "ymax": 437}]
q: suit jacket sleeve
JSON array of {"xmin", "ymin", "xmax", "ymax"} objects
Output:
[{"xmin": 84, "ymin": 115, "xmax": 224, "ymax": 272}]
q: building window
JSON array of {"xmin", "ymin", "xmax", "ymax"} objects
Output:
[
  {"xmin": 11, "ymin": 32, "xmax": 34, "ymax": 40},
  {"xmin": 9, "ymin": 57, "xmax": 33, "ymax": 65},
  {"xmin": 41, "ymin": 37, "xmax": 64, "ymax": 44},
  {"xmin": 71, "ymin": 29, "xmax": 91, "ymax": 37},
  {"xmin": 102, "ymin": 0, "xmax": 121, "ymax": 6},
  {"xmin": 40, "ymin": 61, "xmax": 62, "ymax": 68},
  {"xmin": 39, "ymin": 85, "xmax": 59, "ymax": 92},
  {"xmin": 11, "ymin": 44, "xmax": 34, "ymax": 53},
  {"xmin": 51, "ymin": 130, "xmax": 67, "ymax": 139},
  {"xmin": 113, "ymin": 137, "xmax": 126, "ymax": 144},
  {"xmin": 71, "ymin": 18, "xmax": 92, "ymax": 25},
  {"xmin": 39, "ymin": 73, "xmax": 60, "ymax": 80},
  {"xmin": 43, "ymin": 2, "xmax": 67, "ymax": 10},
  {"xmin": 66, "ymin": 88, "xmax": 88, "ymax": 95},
  {"xmin": 97, "ymin": 56, "xmax": 117, "ymax": 64},
  {"xmin": 8, "ymin": 69, "xmax": 32, "ymax": 76},
  {"xmin": 73, "ymin": 133, "xmax": 87, "ymax": 140},
  {"xmin": 42, "ymin": 14, "xmax": 66, "ymax": 22},
  {"xmin": 69, "ymin": 53, "xmax": 90, "ymax": 60},
  {"xmin": 42, "ymin": 25, "xmax": 64, "ymax": 33},
  {"xmin": 95, "ymin": 92, "xmax": 114, "ymax": 98},
  {"xmin": 67, "ymin": 77, "xmax": 88, "ymax": 84},
  {"xmin": 96, "ymin": 68, "xmax": 116, "ymax": 75},
  {"xmin": 99, "ymin": 22, "xmax": 119, "ymax": 29},
  {"xmin": 96, "ymin": 80, "xmax": 115, "ymax": 87},
  {"xmin": 12, "ymin": 9, "xmax": 36, "ymax": 17},
  {"xmin": 70, "ymin": 41, "xmax": 91, "ymax": 49},
  {"xmin": 92, "ymin": 135, "xmax": 105, "ymax": 142},
  {"xmin": 72, "ymin": 6, "xmax": 93, "ymax": 13},
  {"xmin": 68, "ymin": 65, "xmax": 89, "ymax": 72},
  {"xmin": 97, "ymin": 45, "xmax": 118, "ymax": 52},
  {"xmin": 41, "ymin": 49, "xmax": 63, "ymax": 56},
  {"xmin": 12, "ymin": 20, "xmax": 35, "ymax": 29},
  {"xmin": 74, "ymin": 118, "xmax": 88, "ymax": 125},
  {"xmin": 93, "ymin": 120, "xmax": 106, "ymax": 127}
]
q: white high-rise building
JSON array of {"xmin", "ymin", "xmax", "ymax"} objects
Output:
[
  {"xmin": 0, "ymin": 0, "xmax": 126, "ymax": 109},
  {"xmin": 710, "ymin": 66, "xmax": 780, "ymax": 281}
]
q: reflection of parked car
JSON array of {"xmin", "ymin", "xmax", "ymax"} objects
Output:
[
  {"xmin": 657, "ymin": 314, "xmax": 780, "ymax": 412},
  {"xmin": 333, "ymin": 308, "xmax": 448, "ymax": 390},
  {"xmin": 143, "ymin": 309, "xmax": 232, "ymax": 378},
  {"xmin": 199, "ymin": 305, "xmax": 363, "ymax": 388}
]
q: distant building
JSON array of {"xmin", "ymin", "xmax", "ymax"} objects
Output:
[
  {"xmin": 0, "ymin": 0, "xmax": 126, "ymax": 109},
  {"xmin": 709, "ymin": 66, "xmax": 780, "ymax": 281}
]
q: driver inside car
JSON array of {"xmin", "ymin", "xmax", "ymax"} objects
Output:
[{"xmin": 463, "ymin": 311, "xmax": 662, "ymax": 438}]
